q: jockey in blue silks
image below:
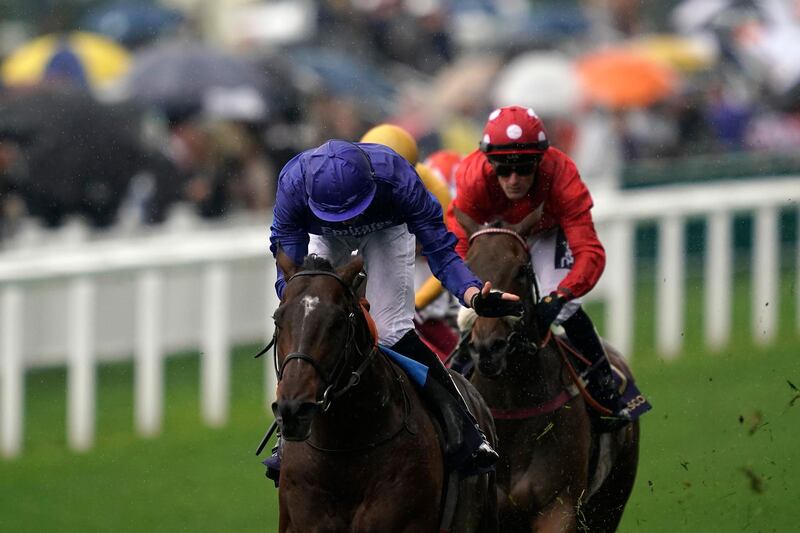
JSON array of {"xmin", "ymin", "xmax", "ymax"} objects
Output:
[{"xmin": 268, "ymin": 139, "xmax": 522, "ymax": 476}]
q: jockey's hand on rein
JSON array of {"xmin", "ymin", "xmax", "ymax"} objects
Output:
[
  {"xmin": 470, "ymin": 291, "xmax": 523, "ymax": 318},
  {"xmin": 534, "ymin": 291, "xmax": 567, "ymax": 332}
]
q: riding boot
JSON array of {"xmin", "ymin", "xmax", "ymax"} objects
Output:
[
  {"xmin": 391, "ymin": 330, "xmax": 498, "ymax": 469},
  {"xmin": 263, "ymin": 433, "xmax": 283, "ymax": 487},
  {"xmin": 561, "ymin": 308, "xmax": 631, "ymax": 431}
]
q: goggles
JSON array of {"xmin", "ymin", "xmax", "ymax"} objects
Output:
[{"xmin": 491, "ymin": 159, "xmax": 538, "ymax": 177}]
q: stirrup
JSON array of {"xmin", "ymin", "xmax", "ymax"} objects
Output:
[
  {"xmin": 594, "ymin": 412, "xmax": 631, "ymax": 433},
  {"xmin": 592, "ymin": 390, "xmax": 632, "ymax": 433}
]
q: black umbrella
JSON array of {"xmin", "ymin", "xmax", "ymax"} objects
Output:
[
  {"xmin": 0, "ymin": 87, "xmax": 182, "ymax": 227},
  {"xmin": 124, "ymin": 41, "xmax": 270, "ymax": 121}
]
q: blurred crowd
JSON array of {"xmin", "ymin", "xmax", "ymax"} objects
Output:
[{"xmin": 2, "ymin": 0, "xmax": 800, "ymax": 237}]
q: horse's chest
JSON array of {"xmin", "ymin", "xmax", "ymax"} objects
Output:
[
  {"xmin": 495, "ymin": 418, "xmax": 589, "ymax": 512},
  {"xmin": 281, "ymin": 444, "xmax": 441, "ymax": 532}
]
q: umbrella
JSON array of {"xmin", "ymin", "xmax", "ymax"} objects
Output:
[
  {"xmin": 0, "ymin": 87, "xmax": 181, "ymax": 227},
  {"xmin": 491, "ymin": 51, "xmax": 581, "ymax": 117},
  {"xmin": 124, "ymin": 41, "xmax": 269, "ymax": 121},
  {"xmin": 576, "ymin": 49, "xmax": 679, "ymax": 109},
  {"xmin": 1, "ymin": 31, "xmax": 131, "ymax": 89},
  {"xmin": 81, "ymin": 1, "xmax": 185, "ymax": 48}
]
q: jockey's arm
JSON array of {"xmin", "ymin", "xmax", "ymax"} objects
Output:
[
  {"xmin": 551, "ymin": 167, "xmax": 606, "ymax": 299},
  {"xmin": 558, "ymin": 216, "xmax": 605, "ymax": 298},
  {"xmin": 269, "ymin": 160, "xmax": 310, "ymax": 298},
  {"xmin": 413, "ymin": 163, "xmax": 452, "ymax": 309},
  {"xmin": 397, "ymin": 160, "xmax": 482, "ymax": 306}
]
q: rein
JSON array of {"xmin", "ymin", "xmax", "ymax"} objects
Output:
[
  {"xmin": 275, "ymin": 269, "xmax": 379, "ymax": 412},
  {"xmin": 466, "ymin": 228, "xmax": 582, "ymax": 419},
  {"xmin": 263, "ymin": 267, "xmax": 413, "ymax": 453},
  {"xmin": 305, "ymin": 361, "xmax": 415, "ymax": 454}
]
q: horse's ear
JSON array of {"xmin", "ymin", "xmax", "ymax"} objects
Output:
[
  {"xmin": 510, "ymin": 204, "xmax": 544, "ymax": 237},
  {"xmin": 276, "ymin": 248, "xmax": 299, "ymax": 279},
  {"xmin": 337, "ymin": 255, "xmax": 364, "ymax": 288},
  {"xmin": 453, "ymin": 207, "xmax": 481, "ymax": 238}
]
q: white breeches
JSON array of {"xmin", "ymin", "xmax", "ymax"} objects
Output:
[
  {"xmin": 528, "ymin": 227, "xmax": 583, "ymax": 325},
  {"xmin": 309, "ymin": 224, "xmax": 415, "ymax": 346}
]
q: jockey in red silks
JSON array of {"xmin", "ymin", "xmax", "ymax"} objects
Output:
[{"xmin": 445, "ymin": 105, "xmax": 629, "ymax": 426}]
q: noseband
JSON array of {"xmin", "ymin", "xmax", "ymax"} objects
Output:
[{"xmin": 275, "ymin": 269, "xmax": 377, "ymax": 411}]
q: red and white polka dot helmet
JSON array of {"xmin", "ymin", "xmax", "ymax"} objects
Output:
[{"xmin": 479, "ymin": 105, "xmax": 549, "ymax": 156}]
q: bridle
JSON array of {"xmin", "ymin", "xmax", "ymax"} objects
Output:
[
  {"xmin": 468, "ymin": 226, "xmax": 530, "ymax": 252},
  {"xmin": 273, "ymin": 269, "xmax": 378, "ymax": 412},
  {"xmin": 465, "ymin": 226, "xmax": 582, "ymax": 420},
  {"xmin": 467, "ymin": 227, "xmax": 541, "ymax": 357}
]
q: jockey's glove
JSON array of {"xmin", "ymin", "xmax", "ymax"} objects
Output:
[
  {"xmin": 534, "ymin": 291, "xmax": 568, "ymax": 332},
  {"xmin": 470, "ymin": 291, "xmax": 523, "ymax": 318}
]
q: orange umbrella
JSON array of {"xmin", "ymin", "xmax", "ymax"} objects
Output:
[{"xmin": 576, "ymin": 49, "xmax": 678, "ymax": 109}]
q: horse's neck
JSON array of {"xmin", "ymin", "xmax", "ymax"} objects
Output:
[
  {"xmin": 310, "ymin": 343, "xmax": 404, "ymax": 447},
  {"xmin": 515, "ymin": 295, "xmax": 565, "ymax": 404},
  {"xmin": 482, "ymin": 344, "xmax": 564, "ymax": 408}
]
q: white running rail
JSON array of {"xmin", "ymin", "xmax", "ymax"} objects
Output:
[
  {"xmin": 591, "ymin": 176, "xmax": 800, "ymax": 358},
  {"xmin": 1, "ymin": 176, "xmax": 799, "ymax": 457},
  {"xmin": 0, "ymin": 219, "xmax": 278, "ymax": 458}
]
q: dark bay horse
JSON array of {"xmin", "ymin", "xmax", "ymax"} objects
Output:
[
  {"xmin": 272, "ymin": 250, "xmax": 496, "ymax": 533},
  {"xmin": 453, "ymin": 209, "xmax": 640, "ymax": 533}
]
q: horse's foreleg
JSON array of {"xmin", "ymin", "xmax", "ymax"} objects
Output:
[
  {"xmin": 582, "ymin": 422, "xmax": 640, "ymax": 532},
  {"xmin": 530, "ymin": 496, "xmax": 580, "ymax": 533}
]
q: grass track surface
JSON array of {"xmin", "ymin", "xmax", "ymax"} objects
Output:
[{"xmin": 1, "ymin": 273, "xmax": 798, "ymax": 532}]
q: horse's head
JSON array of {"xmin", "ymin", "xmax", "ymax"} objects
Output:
[
  {"xmin": 455, "ymin": 207, "xmax": 542, "ymax": 377},
  {"xmin": 271, "ymin": 250, "xmax": 367, "ymax": 441}
]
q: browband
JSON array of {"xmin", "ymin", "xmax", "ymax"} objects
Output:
[{"xmin": 468, "ymin": 227, "xmax": 529, "ymax": 251}]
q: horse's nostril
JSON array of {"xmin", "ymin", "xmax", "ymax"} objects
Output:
[{"xmin": 275, "ymin": 399, "xmax": 319, "ymax": 441}]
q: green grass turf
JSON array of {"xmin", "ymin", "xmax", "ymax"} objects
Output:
[
  {"xmin": 1, "ymin": 272, "xmax": 798, "ymax": 532},
  {"xmin": 603, "ymin": 270, "xmax": 800, "ymax": 532},
  {"xmin": 0, "ymin": 351, "xmax": 279, "ymax": 532}
]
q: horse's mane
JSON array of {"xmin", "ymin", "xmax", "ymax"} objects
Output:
[{"xmin": 301, "ymin": 254, "xmax": 334, "ymax": 272}]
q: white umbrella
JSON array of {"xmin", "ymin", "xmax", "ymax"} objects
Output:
[{"xmin": 491, "ymin": 51, "xmax": 581, "ymax": 117}]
